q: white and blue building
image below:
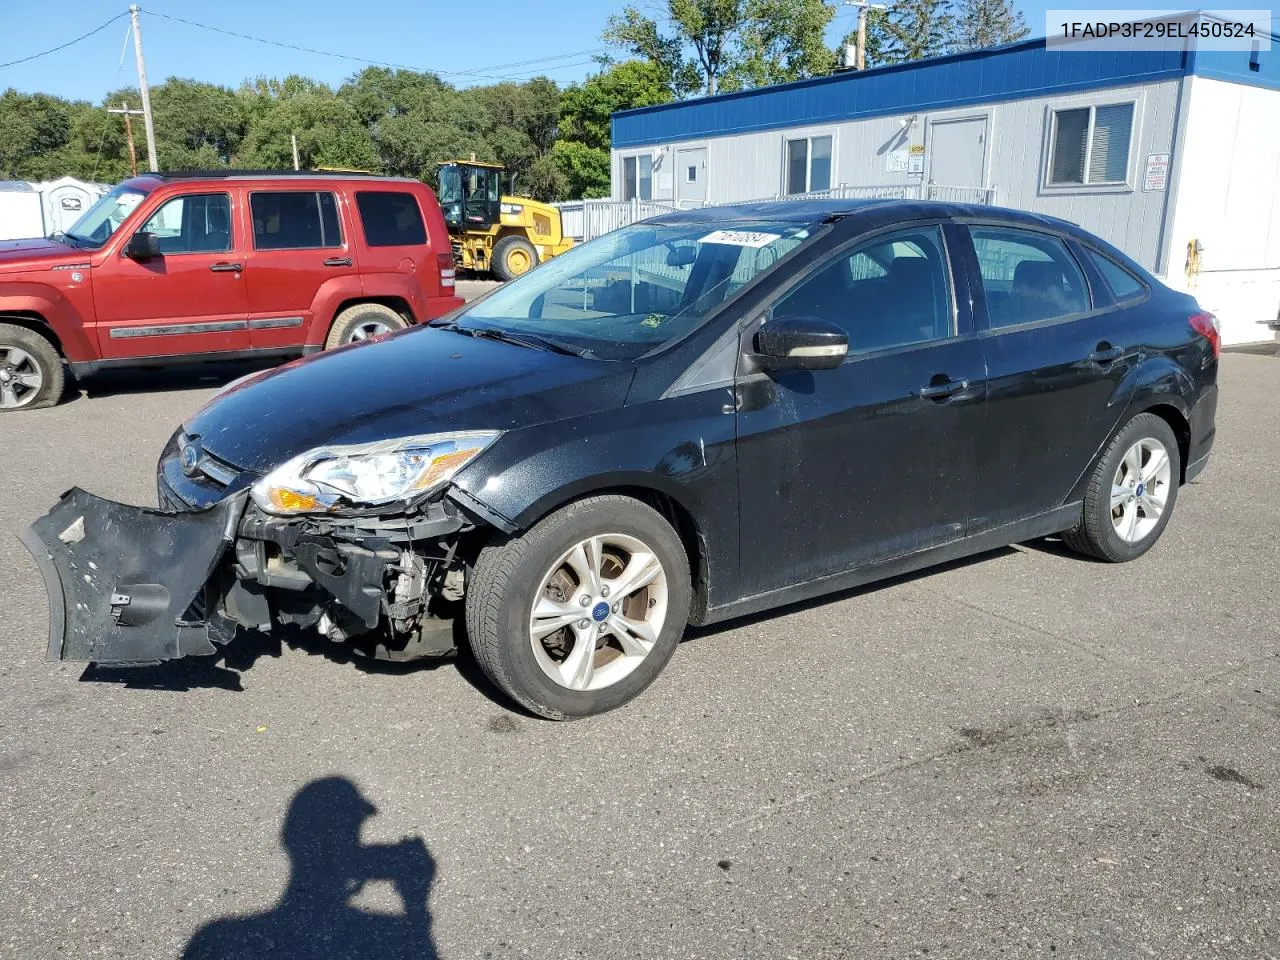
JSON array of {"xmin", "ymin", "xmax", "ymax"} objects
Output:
[{"xmin": 609, "ymin": 19, "xmax": 1280, "ymax": 345}]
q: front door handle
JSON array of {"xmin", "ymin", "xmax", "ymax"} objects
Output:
[
  {"xmin": 1088, "ymin": 343, "xmax": 1125, "ymax": 364},
  {"xmin": 323, "ymin": 257, "xmax": 352, "ymax": 267},
  {"xmin": 209, "ymin": 262, "xmax": 242, "ymax": 273},
  {"xmin": 919, "ymin": 377, "xmax": 969, "ymax": 401}
]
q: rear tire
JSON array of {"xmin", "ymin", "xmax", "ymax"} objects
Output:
[
  {"xmin": 466, "ymin": 495, "xmax": 691, "ymax": 719},
  {"xmin": 0, "ymin": 322, "xmax": 64, "ymax": 411},
  {"xmin": 1062, "ymin": 412, "xmax": 1181, "ymax": 562},
  {"xmin": 324, "ymin": 303, "xmax": 408, "ymax": 350},
  {"xmin": 492, "ymin": 236, "xmax": 538, "ymax": 282}
]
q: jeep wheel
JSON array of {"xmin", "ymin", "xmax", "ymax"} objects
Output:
[
  {"xmin": 0, "ymin": 323, "xmax": 64, "ymax": 411},
  {"xmin": 325, "ymin": 303, "xmax": 408, "ymax": 349}
]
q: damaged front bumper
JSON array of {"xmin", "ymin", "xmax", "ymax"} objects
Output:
[{"xmin": 22, "ymin": 488, "xmax": 473, "ymax": 667}]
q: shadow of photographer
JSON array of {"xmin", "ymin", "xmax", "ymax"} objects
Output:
[{"xmin": 183, "ymin": 776, "xmax": 438, "ymax": 959}]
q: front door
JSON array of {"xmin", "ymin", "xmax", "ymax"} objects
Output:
[
  {"xmin": 927, "ymin": 117, "xmax": 987, "ymax": 188},
  {"xmin": 676, "ymin": 148, "xmax": 708, "ymax": 206},
  {"xmin": 958, "ymin": 224, "xmax": 1139, "ymax": 529},
  {"xmin": 736, "ymin": 223, "xmax": 988, "ymax": 597},
  {"xmin": 94, "ymin": 190, "xmax": 250, "ymax": 360}
]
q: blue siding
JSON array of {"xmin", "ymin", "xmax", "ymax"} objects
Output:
[
  {"xmin": 613, "ymin": 40, "xmax": 1190, "ymax": 148},
  {"xmin": 1191, "ymin": 34, "xmax": 1280, "ymax": 91}
]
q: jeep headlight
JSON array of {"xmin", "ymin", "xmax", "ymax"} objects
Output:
[{"xmin": 250, "ymin": 431, "xmax": 499, "ymax": 515}]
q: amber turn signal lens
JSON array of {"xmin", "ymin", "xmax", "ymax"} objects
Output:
[
  {"xmin": 268, "ymin": 488, "xmax": 322, "ymax": 512},
  {"xmin": 409, "ymin": 447, "xmax": 481, "ymax": 491}
]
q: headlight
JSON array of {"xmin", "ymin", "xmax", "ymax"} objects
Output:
[{"xmin": 250, "ymin": 431, "xmax": 499, "ymax": 515}]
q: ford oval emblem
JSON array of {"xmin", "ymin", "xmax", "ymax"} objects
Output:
[{"xmin": 180, "ymin": 442, "xmax": 201, "ymax": 476}]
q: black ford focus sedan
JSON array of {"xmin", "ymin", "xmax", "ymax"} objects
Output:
[{"xmin": 25, "ymin": 200, "xmax": 1219, "ymax": 718}]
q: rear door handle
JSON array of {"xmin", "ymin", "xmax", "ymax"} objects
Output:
[
  {"xmin": 323, "ymin": 257, "xmax": 352, "ymax": 267},
  {"xmin": 1088, "ymin": 344, "xmax": 1125, "ymax": 364},
  {"xmin": 209, "ymin": 262, "xmax": 242, "ymax": 273},
  {"xmin": 919, "ymin": 377, "xmax": 969, "ymax": 400}
]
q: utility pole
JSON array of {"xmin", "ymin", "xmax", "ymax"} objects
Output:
[
  {"xmin": 291, "ymin": 133, "xmax": 300, "ymax": 171},
  {"xmin": 844, "ymin": 0, "xmax": 887, "ymax": 70},
  {"xmin": 128, "ymin": 5, "xmax": 159, "ymax": 171},
  {"xmin": 107, "ymin": 102, "xmax": 146, "ymax": 176}
]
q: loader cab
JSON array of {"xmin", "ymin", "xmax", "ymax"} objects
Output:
[{"xmin": 439, "ymin": 161, "xmax": 502, "ymax": 232}]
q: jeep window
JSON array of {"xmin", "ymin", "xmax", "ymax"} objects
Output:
[
  {"xmin": 458, "ymin": 220, "xmax": 816, "ymax": 361},
  {"xmin": 62, "ymin": 183, "xmax": 149, "ymax": 247},
  {"xmin": 250, "ymin": 192, "xmax": 343, "ymax": 251},
  {"xmin": 356, "ymin": 191, "xmax": 427, "ymax": 247},
  {"xmin": 139, "ymin": 194, "xmax": 232, "ymax": 254}
]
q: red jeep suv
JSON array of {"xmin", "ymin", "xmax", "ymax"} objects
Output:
[{"xmin": 0, "ymin": 171, "xmax": 464, "ymax": 411}]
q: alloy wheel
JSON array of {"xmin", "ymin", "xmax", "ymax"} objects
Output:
[
  {"xmin": 348, "ymin": 320, "xmax": 392, "ymax": 342},
  {"xmin": 0, "ymin": 346, "xmax": 44, "ymax": 409},
  {"xmin": 1110, "ymin": 437, "xmax": 1172, "ymax": 543},
  {"xmin": 528, "ymin": 533, "xmax": 669, "ymax": 692}
]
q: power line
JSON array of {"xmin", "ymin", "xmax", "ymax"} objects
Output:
[
  {"xmin": 140, "ymin": 9, "xmax": 604, "ymax": 83},
  {"xmin": 0, "ymin": 11, "xmax": 129, "ymax": 70}
]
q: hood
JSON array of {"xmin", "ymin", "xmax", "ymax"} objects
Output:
[
  {"xmin": 185, "ymin": 324, "xmax": 635, "ymax": 473},
  {"xmin": 0, "ymin": 237, "xmax": 86, "ymax": 273}
]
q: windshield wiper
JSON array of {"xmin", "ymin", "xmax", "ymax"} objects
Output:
[{"xmin": 436, "ymin": 322, "xmax": 583, "ymax": 357}]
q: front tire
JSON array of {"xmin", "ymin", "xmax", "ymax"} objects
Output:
[
  {"xmin": 0, "ymin": 323, "xmax": 64, "ymax": 411},
  {"xmin": 1063, "ymin": 412, "xmax": 1181, "ymax": 562},
  {"xmin": 466, "ymin": 495, "xmax": 692, "ymax": 719},
  {"xmin": 324, "ymin": 303, "xmax": 408, "ymax": 350},
  {"xmin": 492, "ymin": 236, "xmax": 538, "ymax": 282}
]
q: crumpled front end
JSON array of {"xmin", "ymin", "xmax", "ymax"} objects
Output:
[{"xmin": 23, "ymin": 486, "xmax": 478, "ymax": 667}]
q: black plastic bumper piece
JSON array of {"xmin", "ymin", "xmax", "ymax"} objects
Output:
[{"xmin": 21, "ymin": 488, "xmax": 248, "ymax": 664}]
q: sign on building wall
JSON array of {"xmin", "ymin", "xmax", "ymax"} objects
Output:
[
  {"xmin": 886, "ymin": 148, "xmax": 909, "ymax": 173},
  {"xmin": 1143, "ymin": 153, "xmax": 1170, "ymax": 192},
  {"xmin": 908, "ymin": 144, "xmax": 926, "ymax": 176}
]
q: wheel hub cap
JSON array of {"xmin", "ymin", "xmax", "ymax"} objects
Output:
[
  {"xmin": 1110, "ymin": 437, "xmax": 1171, "ymax": 544},
  {"xmin": 528, "ymin": 533, "xmax": 669, "ymax": 692}
]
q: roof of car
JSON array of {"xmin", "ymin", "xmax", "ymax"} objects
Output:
[
  {"xmin": 125, "ymin": 170, "xmax": 420, "ymax": 185},
  {"xmin": 649, "ymin": 198, "xmax": 1079, "ymax": 231}
]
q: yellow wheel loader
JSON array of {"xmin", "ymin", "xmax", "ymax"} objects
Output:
[{"xmin": 438, "ymin": 160, "xmax": 574, "ymax": 281}]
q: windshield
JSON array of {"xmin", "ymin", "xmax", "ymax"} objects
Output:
[
  {"xmin": 458, "ymin": 220, "xmax": 815, "ymax": 360},
  {"xmin": 63, "ymin": 183, "xmax": 149, "ymax": 246},
  {"xmin": 438, "ymin": 166, "xmax": 461, "ymax": 228}
]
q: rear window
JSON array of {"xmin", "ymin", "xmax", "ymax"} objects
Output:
[
  {"xmin": 250, "ymin": 192, "xmax": 342, "ymax": 250},
  {"xmin": 1082, "ymin": 246, "xmax": 1146, "ymax": 301},
  {"xmin": 356, "ymin": 191, "xmax": 427, "ymax": 247}
]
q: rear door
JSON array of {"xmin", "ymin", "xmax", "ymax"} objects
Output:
[
  {"xmin": 244, "ymin": 187, "xmax": 359, "ymax": 350},
  {"xmin": 957, "ymin": 223, "xmax": 1140, "ymax": 528},
  {"xmin": 352, "ymin": 187, "xmax": 440, "ymax": 313},
  {"xmin": 93, "ymin": 188, "xmax": 250, "ymax": 359},
  {"xmin": 735, "ymin": 222, "xmax": 988, "ymax": 597}
]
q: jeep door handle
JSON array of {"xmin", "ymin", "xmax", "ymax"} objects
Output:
[
  {"xmin": 323, "ymin": 257, "xmax": 352, "ymax": 267},
  {"xmin": 1088, "ymin": 344, "xmax": 1125, "ymax": 364},
  {"xmin": 209, "ymin": 262, "xmax": 242, "ymax": 273},
  {"xmin": 919, "ymin": 377, "xmax": 969, "ymax": 400}
]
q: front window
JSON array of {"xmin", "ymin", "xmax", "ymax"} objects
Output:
[
  {"xmin": 1048, "ymin": 103, "xmax": 1135, "ymax": 186},
  {"xmin": 140, "ymin": 193, "xmax": 232, "ymax": 254},
  {"xmin": 457, "ymin": 220, "xmax": 816, "ymax": 361},
  {"xmin": 622, "ymin": 155, "xmax": 653, "ymax": 201},
  {"xmin": 63, "ymin": 183, "xmax": 150, "ymax": 247},
  {"xmin": 785, "ymin": 135, "xmax": 833, "ymax": 195},
  {"xmin": 438, "ymin": 165, "xmax": 462, "ymax": 227}
]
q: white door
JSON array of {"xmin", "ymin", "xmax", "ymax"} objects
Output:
[
  {"xmin": 927, "ymin": 117, "xmax": 987, "ymax": 187},
  {"xmin": 676, "ymin": 148, "xmax": 707, "ymax": 206}
]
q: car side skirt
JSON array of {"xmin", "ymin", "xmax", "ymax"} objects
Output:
[
  {"xmin": 68, "ymin": 345, "xmax": 320, "ymax": 378},
  {"xmin": 701, "ymin": 503, "xmax": 1082, "ymax": 626}
]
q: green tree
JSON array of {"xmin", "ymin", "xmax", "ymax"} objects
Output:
[
  {"xmin": 149, "ymin": 78, "xmax": 248, "ymax": 169},
  {"xmin": 876, "ymin": 0, "xmax": 958, "ymax": 64},
  {"xmin": 556, "ymin": 60, "xmax": 672, "ymax": 197},
  {"xmin": 954, "ymin": 0, "xmax": 1028, "ymax": 50},
  {"xmin": 734, "ymin": 0, "xmax": 839, "ymax": 89},
  {"xmin": 238, "ymin": 79, "xmax": 376, "ymax": 171},
  {"xmin": 0, "ymin": 90, "xmax": 72, "ymax": 178},
  {"xmin": 604, "ymin": 0, "xmax": 745, "ymax": 97}
]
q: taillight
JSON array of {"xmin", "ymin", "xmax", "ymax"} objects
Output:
[
  {"xmin": 1189, "ymin": 311, "xmax": 1220, "ymax": 358},
  {"xmin": 437, "ymin": 252, "xmax": 456, "ymax": 289}
]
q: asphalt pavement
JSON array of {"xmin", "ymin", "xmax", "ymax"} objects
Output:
[{"xmin": 1, "ymin": 349, "xmax": 1277, "ymax": 959}]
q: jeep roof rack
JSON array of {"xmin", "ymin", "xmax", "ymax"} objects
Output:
[{"xmin": 139, "ymin": 169, "xmax": 408, "ymax": 181}]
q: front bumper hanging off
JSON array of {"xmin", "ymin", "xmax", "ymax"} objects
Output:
[{"xmin": 22, "ymin": 487, "xmax": 470, "ymax": 666}]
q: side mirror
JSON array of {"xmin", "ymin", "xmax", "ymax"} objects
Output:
[
  {"xmin": 125, "ymin": 231, "xmax": 161, "ymax": 260},
  {"xmin": 754, "ymin": 317, "xmax": 848, "ymax": 371}
]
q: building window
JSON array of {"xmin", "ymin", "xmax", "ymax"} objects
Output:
[
  {"xmin": 1048, "ymin": 103, "xmax": 1135, "ymax": 186},
  {"xmin": 623, "ymin": 154, "xmax": 653, "ymax": 201},
  {"xmin": 785, "ymin": 135, "xmax": 833, "ymax": 195}
]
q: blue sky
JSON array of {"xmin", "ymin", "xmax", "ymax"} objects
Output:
[{"xmin": 4, "ymin": 0, "xmax": 1157, "ymax": 103}]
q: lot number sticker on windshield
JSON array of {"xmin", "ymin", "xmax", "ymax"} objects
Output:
[{"xmin": 699, "ymin": 229, "xmax": 781, "ymax": 248}]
